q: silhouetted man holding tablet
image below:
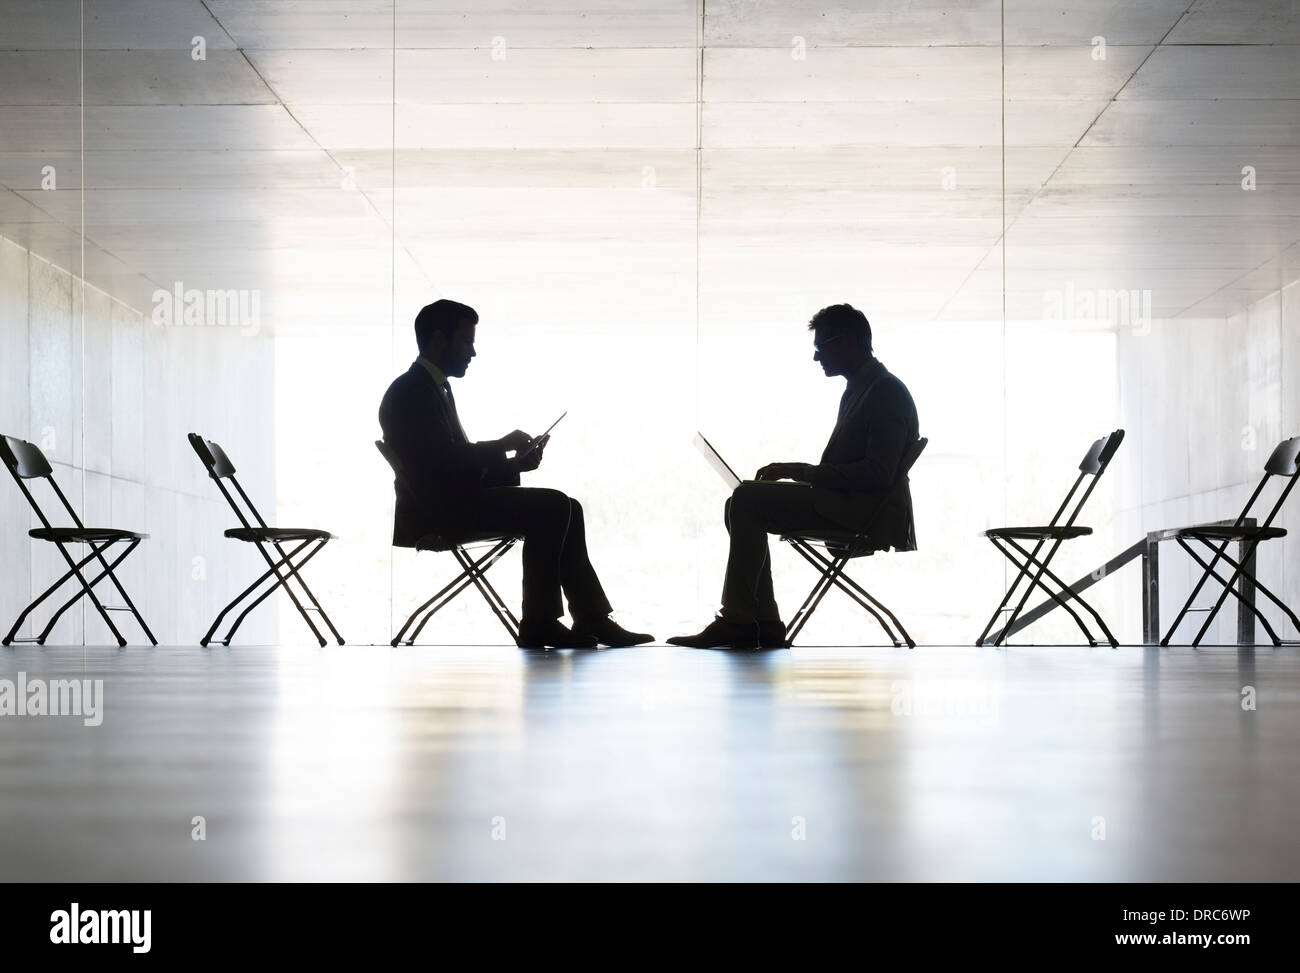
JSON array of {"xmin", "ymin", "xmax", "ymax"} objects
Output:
[
  {"xmin": 379, "ymin": 299, "xmax": 651, "ymax": 648},
  {"xmin": 671, "ymin": 304, "xmax": 920, "ymax": 649}
]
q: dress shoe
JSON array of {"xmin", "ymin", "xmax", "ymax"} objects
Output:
[
  {"xmin": 758, "ymin": 619, "xmax": 790, "ymax": 648},
  {"xmin": 572, "ymin": 615, "xmax": 654, "ymax": 647},
  {"xmin": 667, "ymin": 616, "xmax": 759, "ymax": 649},
  {"xmin": 516, "ymin": 619, "xmax": 598, "ymax": 649}
]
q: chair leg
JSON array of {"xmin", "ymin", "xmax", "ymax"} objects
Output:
[
  {"xmin": 983, "ymin": 539, "xmax": 1091, "ymax": 645},
  {"xmin": 1201, "ymin": 539, "xmax": 1299, "ymax": 644},
  {"xmin": 48, "ymin": 540, "xmax": 129, "ymax": 647},
  {"xmin": 459, "ymin": 546, "xmax": 520, "ymax": 635},
  {"xmin": 1188, "ymin": 537, "xmax": 1275, "ymax": 647},
  {"xmin": 1160, "ymin": 536, "xmax": 1236, "ymax": 645},
  {"xmin": 34, "ymin": 541, "xmax": 142, "ymax": 644},
  {"xmin": 988, "ymin": 538, "xmax": 1099, "ymax": 646},
  {"xmin": 976, "ymin": 536, "xmax": 1050, "ymax": 646},
  {"xmin": 997, "ymin": 537, "xmax": 1092, "ymax": 646},
  {"xmin": 822, "ymin": 561, "xmax": 916, "ymax": 648},
  {"xmin": 785, "ymin": 539, "xmax": 908, "ymax": 647},
  {"xmin": 1002, "ymin": 536, "xmax": 1118, "ymax": 647},
  {"xmin": 86, "ymin": 538, "xmax": 157, "ymax": 646},
  {"xmin": 404, "ymin": 572, "xmax": 481, "ymax": 644},
  {"xmin": 1208, "ymin": 541, "xmax": 1300, "ymax": 634},
  {"xmin": 200, "ymin": 539, "xmax": 313, "ymax": 646},
  {"xmin": 221, "ymin": 540, "xmax": 332, "ymax": 647},
  {"xmin": 3, "ymin": 545, "xmax": 101, "ymax": 645},
  {"xmin": 1173, "ymin": 538, "xmax": 1282, "ymax": 646},
  {"xmin": 247, "ymin": 539, "xmax": 329, "ymax": 647},
  {"xmin": 408, "ymin": 541, "xmax": 516, "ymax": 644},
  {"xmin": 453, "ymin": 546, "xmax": 521, "ymax": 641},
  {"xmin": 785, "ymin": 556, "xmax": 842, "ymax": 646},
  {"xmin": 1251, "ymin": 579, "xmax": 1300, "ymax": 640},
  {"xmin": 403, "ymin": 540, "xmax": 517, "ymax": 645},
  {"xmin": 268, "ymin": 539, "xmax": 344, "ymax": 645},
  {"xmin": 393, "ymin": 567, "xmax": 476, "ymax": 646}
]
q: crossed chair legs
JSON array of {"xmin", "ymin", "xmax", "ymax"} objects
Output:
[
  {"xmin": 783, "ymin": 538, "xmax": 916, "ymax": 648},
  {"xmin": 391, "ymin": 539, "xmax": 520, "ymax": 647},
  {"xmin": 4, "ymin": 538, "xmax": 156, "ymax": 648},
  {"xmin": 201, "ymin": 537, "xmax": 343, "ymax": 648},
  {"xmin": 1162, "ymin": 536, "xmax": 1300, "ymax": 647},
  {"xmin": 977, "ymin": 536, "xmax": 1118, "ymax": 648}
]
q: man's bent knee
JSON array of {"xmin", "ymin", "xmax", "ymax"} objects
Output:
[{"xmin": 729, "ymin": 481, "xmax": 765, "ymax": 513}]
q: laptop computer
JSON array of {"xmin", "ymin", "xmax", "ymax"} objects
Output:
[
  {"xmin": 694, "ymin": 433, "xmax": 811, "ymax": 489},
  {"xmin": 694, "ymin": 432, "xmax": 742, "ymax": 489}
]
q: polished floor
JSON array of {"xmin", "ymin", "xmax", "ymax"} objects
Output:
[{"xmin": 1, "ymin": 641, "xmax": 1297, "ymax": 882}]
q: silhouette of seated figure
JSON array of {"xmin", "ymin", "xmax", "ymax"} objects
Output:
[
  {"xmin": 671, "ymin": 303, "xmax": 920, "ymax": 649},
  {"xmin": 378, "ymin": 299, "xmax": 651, "ymax": 648}
]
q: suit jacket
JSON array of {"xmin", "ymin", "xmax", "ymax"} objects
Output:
[
  {"xmin": 378, "ymin": 361, "xmax": 519, "ymax": 547},
  {"xmin": 806, "ymin": 357, "xmax": 920, "ymax": 551}
]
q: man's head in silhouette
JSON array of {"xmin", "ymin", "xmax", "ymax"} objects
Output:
[
  {"xmin": 809, "ymin": 303, "xmax": 872, "ymax": 378},
  {"xmin": 415, "ymin": 299, "xmax": 478, "ymax": 378}
]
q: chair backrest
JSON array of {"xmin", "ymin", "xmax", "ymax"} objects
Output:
[
  {"xmin": 375, "ymin": 439, "xmax": 406, "ymax": 482},
  {"xmin": 1, "ymin": 435, "xmax": 53, "ymax": 480},
  {"xmin": 1078, "ymin": 428, "xmax": 1125, "ymax": 474},
  {"xmin": 1235, "ymin": 434, "xmax": 1300, "ymax": 531},
  {"xmin": 1045, "ymin": 428, "xmax": 1125, "ymax": 530},
  {"xmin": 0, "ymin": 434, "xmax": 83, "ymax": 531},
  {"xmin": 839, "ymin": 436, "xmax": 928, "ymax": 549},
  {"xmin": 897, "ymin": 436, "xmax": 928, "ymax": 482},
  {"xmin": 188, "ymin": 432, "xmax": 268, "ymax": 531},
  {"xmin": 1264, "ymin": 435, "xmax": 1300, "ymax": 477},
  {"xmin": 189, "ymin": 434, "xmax": 238, "ymax": 479},
  {"xmin": 377, "ymin": 440, "xmax": 458, "ymax": 552}
]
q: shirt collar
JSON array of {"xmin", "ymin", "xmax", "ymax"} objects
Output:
[
  {"xmin": 847, "ymin": 355, "xmax": 883, "ymax": 388},
  {"xmin": 417, "ymin": 356, "xmax": 448, "ymax": 388}
]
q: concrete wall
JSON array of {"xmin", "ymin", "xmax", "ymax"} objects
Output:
[
  {"xmin": 0, "ymin": 234, "xmax": 276, "ymax": 645},
  {"xmin": 1115, "ymin": 281, "xmax": 1300, "ymax": 644}
]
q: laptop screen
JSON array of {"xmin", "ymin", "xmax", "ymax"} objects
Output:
[{"xmin": 694, "ymin": 432, "xmax": 741, "ymax": 489}]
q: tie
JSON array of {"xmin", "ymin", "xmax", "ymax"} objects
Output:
[
  {"xmin": 822, "ymin": 386, "xmax": 856, "ymax": 461},
  {"xmin": 837, "ymin": 385, "xmax": 855, "ymax": 421},
  {"xmin": 441, "ymin": 382, "xmax": 469, "ymax": 443}
]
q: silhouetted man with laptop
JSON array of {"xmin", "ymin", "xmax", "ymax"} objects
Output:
[
  {"xmin": 379, "ymin": 299, "xmax": 652, "ymax": 648},
  {"xmin": 671, "ymin": 304, "xmax": 920, "ymax": 649}
]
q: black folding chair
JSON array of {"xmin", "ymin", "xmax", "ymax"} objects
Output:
[
  {"xmin": 1161, "ymin": 435, "xmax": 1300, "ymax": 647},
  {"xmin": 977, "ymin": 429, "xmax": 1125, "ymax": 647},
  {"xmin": 189, "ymin": 433, "xmax": 344, "ymax": 647},
  {"xmin": 1, "ymin": 434, "xmax": 156, "ymax": 647},
  {"xmin": 376, "ymin": 440, "xmax": 522, "ymax": 646},
  {"xmin": 781, "ymin": 437, "xmax": 928, "ymax": 648}
]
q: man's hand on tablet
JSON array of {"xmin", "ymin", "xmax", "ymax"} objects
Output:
[
  {"xmin": 512, "ymin": 434, "xmax": 550, "ymax": 473},
  {"xmin": 499, "ymin": 429, "xmax": 533, "ymax": 453}
]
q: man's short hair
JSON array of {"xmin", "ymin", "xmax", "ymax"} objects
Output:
[
  {"xmin": 414, "ymin": 299, "xmax": 477, "ymax": 351},
  {"xmin": 808, "ymin": 303, "xmax": 871, "ymax": 353}
]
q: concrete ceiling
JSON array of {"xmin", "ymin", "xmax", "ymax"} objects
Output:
[{"xmin": 0, "ymin": 0, "xmax": 1298, "ymax": 334}]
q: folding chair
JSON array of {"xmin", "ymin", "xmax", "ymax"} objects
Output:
[
  {"xmin": 781, "ymin": 437, "xmax": 928, "ymax": 648},
  {"xmin": 375, "ymin": 440, "xmax": 522, "ymax": 646},
  {"xmin": 976, "ymin": 429, "xmax": 1125, "ymax": 647},
  {"xmin": 1, "ymin": 434, "xmax": 156, "ymax": 647},
  {"xmin": 189, "ymin": 433, "xmax": 344, "ymax": 647},
  {"xmin": 1161, "ymin": 435, "xmax": 1300, "ymax": 647}
]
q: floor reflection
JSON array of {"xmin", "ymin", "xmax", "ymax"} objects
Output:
[{"xmin": 0, "ymin": 643, "xmax": 1297, "ymax": 881}]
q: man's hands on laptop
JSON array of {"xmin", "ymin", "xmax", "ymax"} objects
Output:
[{"xmin": 755, "ymin": 462, "xmax": 814, "ymax": 482}]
